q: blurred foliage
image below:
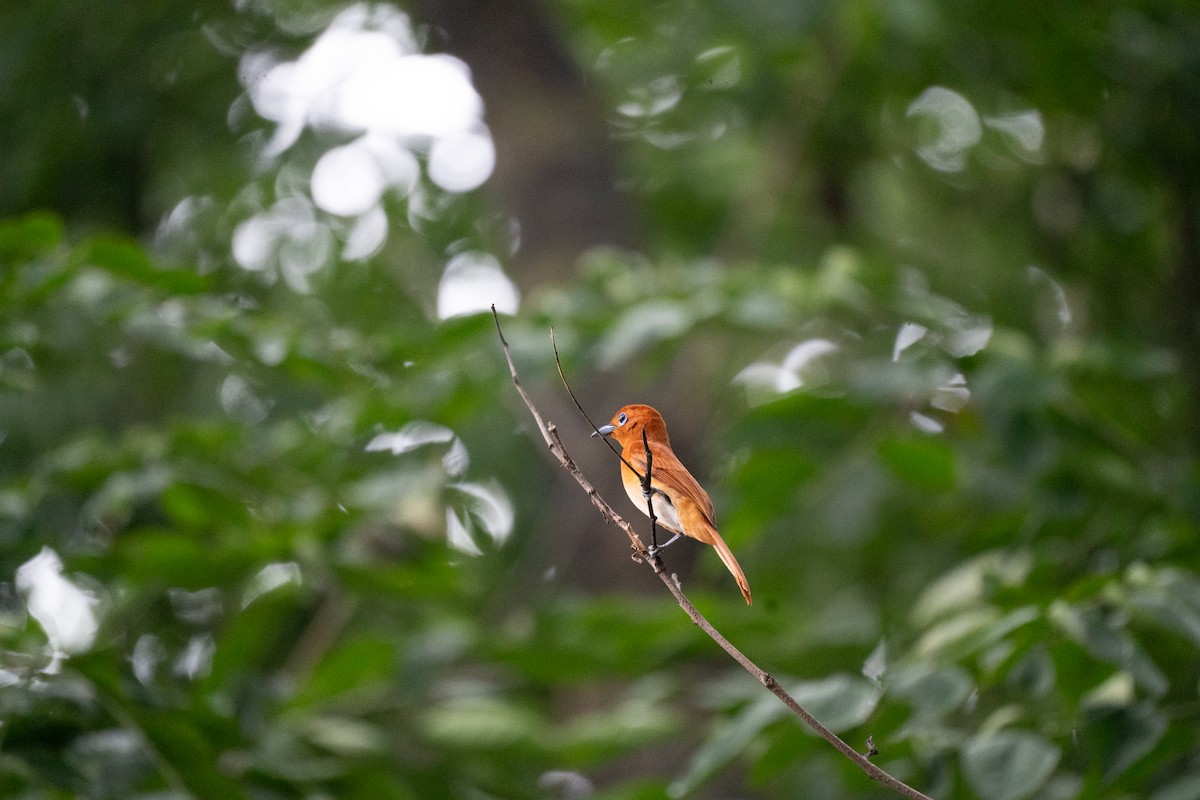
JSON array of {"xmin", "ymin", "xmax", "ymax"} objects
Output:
[{"xmin": 1, "ymin": 1, "xmax": 1199, "ymax": 799}]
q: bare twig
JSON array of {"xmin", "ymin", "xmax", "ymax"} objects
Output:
[
  {"xmin": 551, "ymin": 327, "xmax": 642, "ymax": 479},
  {"xmin": 492, "ymin": 307, "xmax": 932, "ymax": 800},
  {"xmin": 640, "ymin": 428, "xmax": 661, "ymax": 550},
  {"xmin": 493, "ymin": 310, "xmax": 648, "ymax": 556}
]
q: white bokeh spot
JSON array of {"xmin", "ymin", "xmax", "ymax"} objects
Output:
[
  {"xmin": 235, "ymin": 3, "xmax": 496, "ymax": 284},
  {"xmin": 16, "ymin": 548, "xmax": 99, "ymax": 669},
  {"xmin": 908, "ymin": 86, "xmax": 982, "ymax": 172},
  {"xmin": 735, "ymin": 339, "xmax": 838, "ymax": 399},
  {"xmin": 312, "ymin": 143, "xmax": 386, "ymax": 216},
  {"xmin": 893, "ymin": 323, "xmax": 928, "ymax": 361},
  {"xmin": 437, "ymin": 252, "xmax": 520, "ymax": 320},
  {"xmin": 429, "ymin": 129, "xmax": 496, "ymax": 192}
]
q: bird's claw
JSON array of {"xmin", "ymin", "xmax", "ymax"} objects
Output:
[{"xmin": 647, "ymin": 533, "xmax": 682, "ymax": 559}]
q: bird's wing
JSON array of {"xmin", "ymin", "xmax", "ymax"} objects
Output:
[
  {"xmin": 627, "ymin": 442, "xmax": 751, "ymax": 605},
  {"xmin": 627, "ymin": 442, "xmax": 716, "ymax": 521}
]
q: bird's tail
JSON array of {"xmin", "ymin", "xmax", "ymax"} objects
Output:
[
  {"xmin": 679, "ymin": 502, "xmax": 752, "ymax": 605},
  {"xmin": 704, "ymin": 523, "xmax": 752, "ymax": 606}
]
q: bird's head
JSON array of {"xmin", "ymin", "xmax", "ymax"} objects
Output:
[{"xmin": 591, "ymin": 404, "xmax": 670, "ymax": 448}]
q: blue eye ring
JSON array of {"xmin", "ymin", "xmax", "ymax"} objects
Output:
[{"xmin": 618, "ymin": 412, "xmax": 627, "ymax": 425}]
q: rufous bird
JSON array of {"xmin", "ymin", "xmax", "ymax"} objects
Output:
[{"xmin": 593, "ymin": 404, "xmax": 752, "ymax": 605}]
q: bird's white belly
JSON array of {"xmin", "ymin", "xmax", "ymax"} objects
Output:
[{"xmin": 623, "ymin": 480, "xmax": 683, "ymax": 533}]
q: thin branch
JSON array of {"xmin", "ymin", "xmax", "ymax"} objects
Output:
[
  {"xmin": 640, "ymin": 428, "xmax": 661, "ymax": 549},
  {"xmin": 551, "ymin": 326, "xmax": 642, "ymax": 479},
  {"xmin": 493, "ymin": 309, "xmax": 648, "ymax": 555},
  {"xmin": 492, "ymin": 307, "xmax": 932, "ymax": 800},
  {"xmin": 550, "ymin": 326, "xmax": 608, "ymax": 441}
]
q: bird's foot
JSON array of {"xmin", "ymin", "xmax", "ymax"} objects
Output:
[{"xmin": 647, "ymin": 533, "xmax": 682, "ymax": 558}]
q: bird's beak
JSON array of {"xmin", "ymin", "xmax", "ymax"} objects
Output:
[{"xmin": 592, "ymin": 424, "xmax": 615, "ymax": 438}]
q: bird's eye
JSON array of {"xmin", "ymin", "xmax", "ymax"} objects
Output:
[{"xmin": 617, "ymin": 412, "xmax": 627, "ymax": 425}]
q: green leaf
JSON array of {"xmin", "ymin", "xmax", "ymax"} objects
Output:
[
  {"xmin": 159, "ymin": 482, "xmax": 251, "ymax": 529},
  {"xmin": 1126, "ymin": 565, "xmax": 1200, "ymax": 649},
  {"xmin": 1049, "ymin": 600, "xmax": 1168, "ymax": 696},
  {"xmin": 76, "ymin": 235, "xmax": 208, "ymax": 293},
  {"xmin": 1083, "ymin": 701, "xmax": 1168, "ymax": 784},
  {"xmin": 134, "ymin": 714, "xmax": 251, "ymax": 798},
  {"xmin": 560, "ymin": 676, "xmax": 680, "ymax": 760},
  {"xmin": 878, "ymin": 435, "xmax": 956, "ymax": 490},
  {"xmin": 74, "ymin": 655, "xmax": 250, "ymax": 800},
  {"xmin": 730, "ymin": 447, "xmax": 817, "ymax": 511},
  {"xmin": 1150, "ymin": 774, "xmax": 1200, "ymax": 800},
  {"xmin": 961, "ymin": 730, "xmax": 1060, "ymax": 800},
  {"xmin": 300, "ymin": 716, "xmax": 387, "ymax": 757},
  {"xmin": 113, "ymin": 529, "xmax": 254, "ymax": 589},
  {"xmin": 912, "ymin": 550, "xmax": 1033, "ymax": 625},
  {"xmin": 1003, "ymin": 644, "xmax": 1056, "ymax": 697},
  {"xmin": 0, "ymin": 212, "xmax": 63, "ymax": 260},
  {"xmin": 888, "ymin": 664, "xmax": 974, "ymax": 716},
  {"xmin": 292, "ymin": 634, "xmax": 398, "ymax": 709},
  {"xmin": 420, "ymin": 695, "xmax": 542, "ymax": 749},
  {"xmin": 668, "ymin": 695, "xmax": 781, "ymax": 798},
  {"xmin": 596, "ymin": 299, "xmax": 695, "ymax": 367},
  {"xmin": 914, "ymin": 604, "xmax": 1040, "ymax": 664},
  {"xmin": 787, "ymin": 673, "xmax": 881, "ymax": 732}
]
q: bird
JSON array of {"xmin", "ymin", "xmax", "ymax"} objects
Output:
[{"xmin": 592, "ymin": 404, "xmax": 752, "ymax": 605}]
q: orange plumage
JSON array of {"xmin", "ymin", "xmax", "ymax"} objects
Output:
[{"xmin": 594, "ymin": 404, "xmax": 752, "ymax": 605}]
